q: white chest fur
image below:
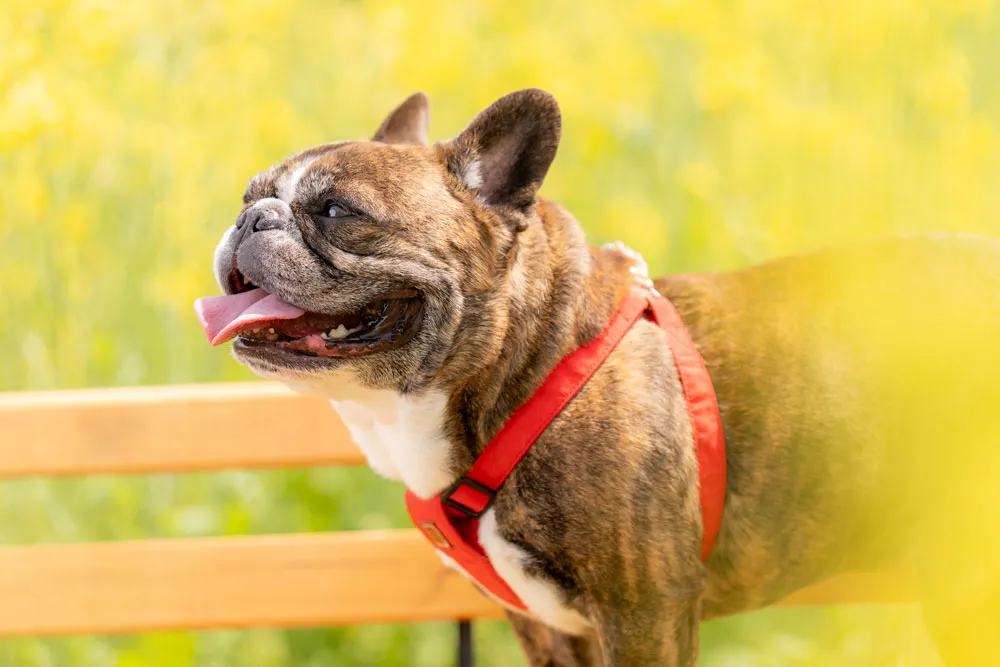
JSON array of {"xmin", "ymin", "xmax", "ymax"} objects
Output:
[
  {"xmin": 330, "ymin": 388, "xmax": 453, "ymax": 499},
  {"xmin": 327, "ymin": 384, "xmax": 591, "ymax": 634},
  {"xmin": 478, "ymin": 510, "xmax": 592, "ymax": 634}
]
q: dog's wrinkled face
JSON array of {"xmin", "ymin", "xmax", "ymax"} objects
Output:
[{"xmin": 197, "ymin": 90, "xmax": 561, "ymax": 394}]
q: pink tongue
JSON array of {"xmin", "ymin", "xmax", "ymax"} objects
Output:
[{"xmin": 194, "ymin": 288, "xmax": 305, "ymax": 346}]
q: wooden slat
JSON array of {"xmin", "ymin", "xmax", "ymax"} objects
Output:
[
  {"xmin": 0, "ymin": 530, "xmax": 504, "ymax": 637},
  {"xmin": 0, "ymin": 529, "xmax": 915, "ymax": 638},
  {"xmin": 0, "ymin": 382, "xmax": 366, "ymax": 478}
]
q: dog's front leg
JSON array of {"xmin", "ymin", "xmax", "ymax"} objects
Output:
[
  {"xmin": 507, "ymin": 611, "xmax": 602, "ymax": 667},
  {"xmin": 584, "ymin": 549, "xmax": 704, "ymax": 667},
  {"xmin": 590, "ymin": 593, "xmax": 700, "ymax": 667}
]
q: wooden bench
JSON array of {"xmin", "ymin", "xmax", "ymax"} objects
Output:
[{"xmin": 0, "ymin": 383, "xmax": 915, "ymax": 643}]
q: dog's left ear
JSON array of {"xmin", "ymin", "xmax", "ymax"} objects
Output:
[
  {"xmin": 373, "ymin": 92, "xmax": 431, "ymax": 146},
  {"xmin": 448, "ymin": 89, "xmax": 561, "ymax": 214}
]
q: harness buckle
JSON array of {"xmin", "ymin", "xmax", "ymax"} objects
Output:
[{"xmin": 442, "ymin": 476, "xmax": 497, "ymax": 518}]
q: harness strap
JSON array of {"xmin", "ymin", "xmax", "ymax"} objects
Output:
[
  {"xmin": 443, "ymin": 288, "xmax": 652, "ymax": 519},
  {"xmin": 407, "ymin": 287, "xmax": 727, "ymax": 613}
]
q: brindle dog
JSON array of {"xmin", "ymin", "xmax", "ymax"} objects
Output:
[{"xmin": 197, "ymin": 89, "xmax": 1000, "ymax": 665}]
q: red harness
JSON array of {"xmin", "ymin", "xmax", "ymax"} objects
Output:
[{"xmin": 405, "ymin": 287, "xmax": 727, "ymax": 611}]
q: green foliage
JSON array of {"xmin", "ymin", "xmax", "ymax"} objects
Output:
[{"xmin": 3, "ymin": 0, "xmax": 999, "ymax": 663}]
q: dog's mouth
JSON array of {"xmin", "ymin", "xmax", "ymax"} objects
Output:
[
  {"xmin": 234, "ymin": 290, "xmax": 422, "ymax": 358},
  {"xmin": 194, "ymin": 278, "xmax": 423, "ymax": 358}
]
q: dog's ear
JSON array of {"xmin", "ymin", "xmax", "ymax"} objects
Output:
[
  {"xmin": 448, "ymin": 89, "xmax": 561, "ymax": 213},
  {"xmin": 372, "ymin": 92, "xmax": 431, "ymax": 146}
]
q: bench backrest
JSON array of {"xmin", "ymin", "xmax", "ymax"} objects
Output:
[{"xmin": 0, "ymin": 382, "xmax": 914, "ymax": 638}]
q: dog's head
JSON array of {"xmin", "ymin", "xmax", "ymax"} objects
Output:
[{"xmin": 195, "ymin": 90, "xmax": 561, "ymax": 394}]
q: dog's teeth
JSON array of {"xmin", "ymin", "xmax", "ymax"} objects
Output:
[
  {"xmin": 268, "ymin": 328, "xmax": 275, "ymax": 334},
  {"xmin": 320, "ymin": 332, "xmax": 330, "ymax": 340},
  {"xmin": 326, "ymin": 324, "xmax": 358, "ymax": 340}
]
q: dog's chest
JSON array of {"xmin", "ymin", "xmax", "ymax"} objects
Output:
[
  {"xmin": 329, "ymin": 389, "xmax": 454, "ymax": 498},
  {"xmin": 328, "ymin": 387, "xmax": 591, "ymax": 635}
]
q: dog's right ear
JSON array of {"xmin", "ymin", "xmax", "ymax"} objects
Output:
[
  {"xmin": 372, "ymin": 92, "xmax": 431, "ymax": 146},
  {"xmin": 447, "ymin": 89, "xmax": 562, "ymax": 214}
]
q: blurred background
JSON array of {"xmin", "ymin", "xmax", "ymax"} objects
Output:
[{"xmin": 2, "ymin": 0, "xmax": 1000, "ymax": 664}]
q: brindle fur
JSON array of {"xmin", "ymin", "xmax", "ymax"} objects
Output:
[{"xmin": 213, "ymin": 90, "xmax": 1000, "ymax": 665}]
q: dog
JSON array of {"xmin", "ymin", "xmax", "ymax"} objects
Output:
[{"xmin": 195, "ymin": 89, "xmax": 1000, "ymax": 665}]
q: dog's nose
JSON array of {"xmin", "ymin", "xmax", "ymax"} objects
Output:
[{"xmin": 237, "ymin": 197, "xmax": 293, "ymax": 233}]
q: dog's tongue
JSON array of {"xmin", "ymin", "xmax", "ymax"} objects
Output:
[{"xmin": 194, "ymin": 288, "xmax": 305, "ymax": 346}]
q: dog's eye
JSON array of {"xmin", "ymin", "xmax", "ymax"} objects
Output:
[{"xmin": 326, "ymin": 203, "xmax": 355, "ymax": 219}]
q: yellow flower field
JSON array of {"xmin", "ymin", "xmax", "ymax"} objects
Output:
[{"xmin": 2, "ymin": 0, "xmax": 998, "ymax": 664}]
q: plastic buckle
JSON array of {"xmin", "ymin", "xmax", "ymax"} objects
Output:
[{"xmin": 442, "ymin": 476, "xmax": 497, "ymax": 518}]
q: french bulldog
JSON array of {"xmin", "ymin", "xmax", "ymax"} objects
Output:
[{"xmin": 196, "ymin": 89, "xmax": 1000, "ymax": 665}]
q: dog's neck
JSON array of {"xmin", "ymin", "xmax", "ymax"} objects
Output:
[
  {"xmin": 322, "ymin": 200, "xmax": 636, "ymax": 498},
  {"xmin": 444, "ymin": 200, "xmax": 634, "ymax": 465}
]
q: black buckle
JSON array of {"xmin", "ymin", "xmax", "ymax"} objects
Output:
[{"xmin": 442, "ymin": 476, "xmax": 497, "ymax": 518}]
